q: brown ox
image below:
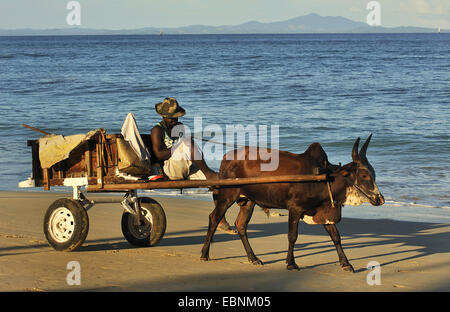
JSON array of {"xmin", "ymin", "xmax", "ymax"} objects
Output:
[{"xmin": 200, "ymin": 135, "xmax": 384, "ymax": 272}]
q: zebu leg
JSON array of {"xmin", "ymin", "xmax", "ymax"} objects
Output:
[
  {"xmin": 214, "ymin": 188, "xmax": 237, "ymax": 235},
  {"xmin": 323, "ymin": 224, "xmax": 354, "ymax": 272},
  {"xmin": 200, "ymin": 188, "xmax": 239, "ymax": 261},
  {"xmin": 235, "ymin": 199, "xmax": 262, "ymax": 265},
  {"xmin": 286, "ymin": 210, "xmax": 301, "ymax": 270}
]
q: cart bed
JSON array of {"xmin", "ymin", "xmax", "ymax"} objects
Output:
[{"xmin": 23, "ymin": 132, "xmax": 327, "ymax": 192}]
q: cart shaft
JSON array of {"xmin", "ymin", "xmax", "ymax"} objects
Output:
[{"xmin": 85, "ymin": 174, "xmax": 328, "ymax": 192}]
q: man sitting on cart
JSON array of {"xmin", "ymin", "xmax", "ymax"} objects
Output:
[{"xmin": 150, "ymin": 97, "xmax": 236, "ymax": 234}]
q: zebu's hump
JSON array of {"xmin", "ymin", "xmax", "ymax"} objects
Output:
[
  {"xmin": 222, "ymin": 146, "xmax": 247, "ymax": 161},
  {"xmin": 304, "ymin": 142, "xmax": 329, "ymax": 167}
]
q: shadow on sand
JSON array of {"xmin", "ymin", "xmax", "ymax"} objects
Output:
[
  {"xmin": 1, "ymin": 217, "xmax": 449, "ymax": 275},
  {"xmin": 78, "ymin": 217, "xmax": 450, "ymax": 274}
]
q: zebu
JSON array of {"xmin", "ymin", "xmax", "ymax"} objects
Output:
[{"xmin": 201, "ymin": 135, "xmax": 384, "ymax": 272}]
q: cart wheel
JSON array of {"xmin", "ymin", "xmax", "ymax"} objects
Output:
[
  {"xmin": 121, "ymin": 197, "xmax": 166, "ymax": 247},
  {"xmin": 43, "ymin": 198, "xmax": 89, "ymax": 251}
]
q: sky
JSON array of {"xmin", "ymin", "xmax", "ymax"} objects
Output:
[{"xmin": 0, "ymin": 0, "xmax": 448, "ymax": 30}]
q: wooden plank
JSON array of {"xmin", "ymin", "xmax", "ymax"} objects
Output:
[
  {"xmin": 43, "ymin": 168, "xmax": 50, "ymax": 191},
  {"xmin": 85, "ymin": 149, "xmax": 92, "ymax": 176},
  {"xmin": 22, "ymin": 123, "xmax": 51, "ymax": 136},
  {"xmin": 96, "ymin": 140, "xmax": 104, "ymax": 188},
  {"xmin": 35, "ymin": 176, "xmax": 126, "ymax": 188},
  {"xmin": 56, "ymin": 162, "xmax": 62, "ymax": 179},
  {"xmin": 86, "ymin": 174, "xmax": 327, "ymax": 192}
]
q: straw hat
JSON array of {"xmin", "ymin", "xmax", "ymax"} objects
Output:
[{"xmin": 155, "ymin": 97, "xmax": 186, "ymax": 118}]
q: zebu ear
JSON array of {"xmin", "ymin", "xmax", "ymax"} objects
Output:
[
  {"xmin": 359, "ymin": 133, "xmax": 372, "ymax": 162},
  {"xmin": 352, "ymin": 137, "xmax": 361, "ymax": 163}
]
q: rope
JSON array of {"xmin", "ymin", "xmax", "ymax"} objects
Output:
[
  {"xmin": 327, "ymin": 179, "xmax": 336, "ymax": 209},
  {"xmin": 191, "ymin": 132, "xmax": 267, "ymax": 148}
]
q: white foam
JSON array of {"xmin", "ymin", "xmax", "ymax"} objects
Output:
[{"xmin": 385, "ymin": 200, "xmax": 450, "ymax": 210}]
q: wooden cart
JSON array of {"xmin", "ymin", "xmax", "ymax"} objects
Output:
[{"xmin": 20, "ymin": 130, "xmax": 327, "ymax": 251}]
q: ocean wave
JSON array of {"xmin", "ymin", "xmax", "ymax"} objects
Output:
[
  {"xmin": 385, "ymin": 200, "xmax": 450, "ymax": 210},
  {"xmin": 131, "ymin": 86, "xmax": 166, "ymax": 93},
  {"xmin": 377, "ymin": 87, "xmax": 409, "ymax": 93},
  {"xmin": 21, "ymin": 53, "xmax": 51, "ymax": 58},
  {"xmin": 38, "ymin": 79, "xmax": 66, "ymax": 85},
  {"xmin": 0, "ymin": 54, "xmax": 14, "ymax": 59}
]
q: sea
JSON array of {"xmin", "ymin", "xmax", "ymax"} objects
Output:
[{"xmin": 0, "ymin": 33, "xmax": 449, "ymax": 223}]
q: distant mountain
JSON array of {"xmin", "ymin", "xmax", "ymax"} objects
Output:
[{"xmin": 0, "ymin": 13, "xmax": 446, "ymax": 36}]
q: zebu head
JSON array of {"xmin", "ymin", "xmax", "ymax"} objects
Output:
[{"xmin": 343, "ymin": 134, "xmax": 385, "ymax": 206}]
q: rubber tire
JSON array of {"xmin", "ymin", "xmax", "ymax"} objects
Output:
[
  {"xmin": 121, "ymin": 197, "xmax": 166, "ymax": 247},
  {"xmin": 43, "ymin": 198, "xmax": 89, "ymax": 252}
]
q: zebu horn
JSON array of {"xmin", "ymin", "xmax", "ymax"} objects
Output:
[
  {"xmin": 359, "ymin": 133, "xmax": 372, "ymax": 161},
  {"xmin": 352, "ymin": 137, "xmax": 361, "ymax": 162}
]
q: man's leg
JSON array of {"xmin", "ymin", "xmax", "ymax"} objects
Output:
[{"xmin": 187, "ymin": 139, "xmax": 217, "ymax": 180}]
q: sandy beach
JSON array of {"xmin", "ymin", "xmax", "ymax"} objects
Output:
[{"xmin": 0, "ymin": 190, "xmax": 449, "ymax": 292}]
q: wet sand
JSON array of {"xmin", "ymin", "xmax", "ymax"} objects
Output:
[{"xmin": 0, "ymin": 191, "xmax": 449, "ymax": 292}]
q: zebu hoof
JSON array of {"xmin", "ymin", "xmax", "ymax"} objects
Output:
[
  {"xmin": 342, "ymin": 264, "xmax": 355, "ymax": 273},
  {"xmin": 200, "ymin": 256, "xmax": 210, "ymax": 262},
  {"xmin": 251, "ymin": 259, "xmax": 264, "ymax": 266},
  {"xmin": 286, "ymin": 263, "xmax": 300, "ymax": 271}
]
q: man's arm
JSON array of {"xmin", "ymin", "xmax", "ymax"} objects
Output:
[{"xmin": 150, "ymin": 126, "xmax": 172, "ymax": 161}]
